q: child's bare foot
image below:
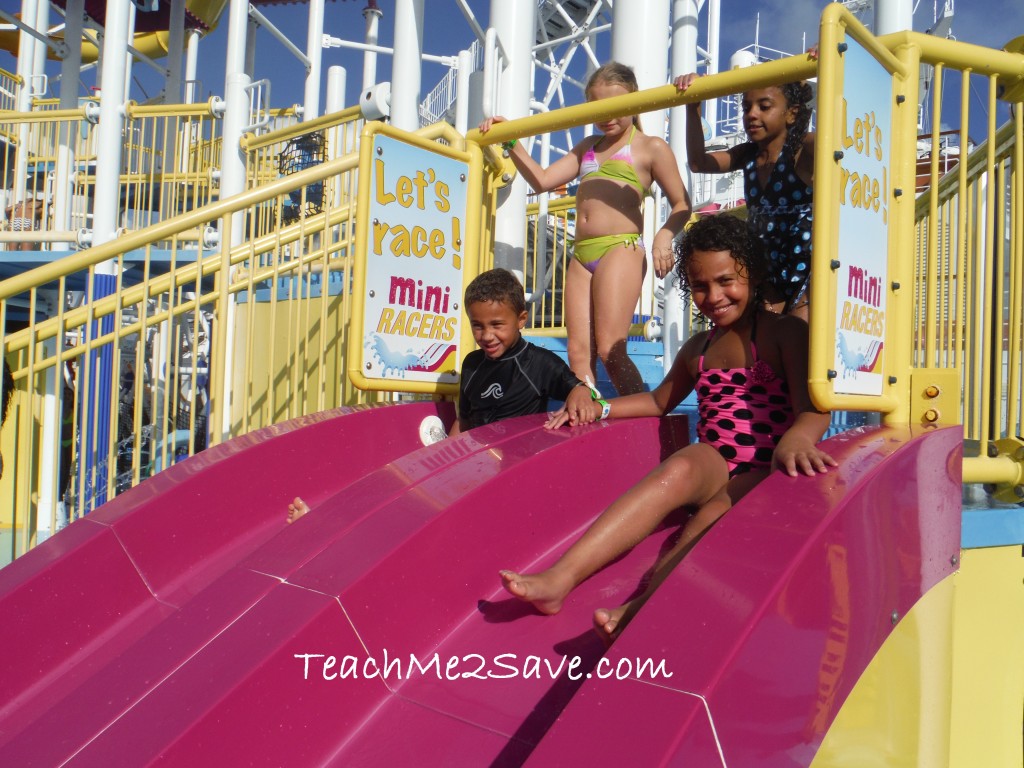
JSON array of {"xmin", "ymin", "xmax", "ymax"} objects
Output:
[
  {"xmin": 286, "ymin": 496, "xmax": 310, "ymax": 524},
  {"xmin": 499, "ymin": 569, "xmax": 573, "ymax": 615},
  {"xmin": 593, "ymin": 598, "xmax": 643, "ymax": 645}
]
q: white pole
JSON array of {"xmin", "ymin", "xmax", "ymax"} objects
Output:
[
  {"xmin": 326, "ymin": 65, "xmax": 347, "ymax": 160},
  {"xmin": 218, "ymin": 0, "xmax": 251, "ymax": 441},
  {"xmin": 303, "ymin": 0, "xmax": 326, "ymax": 120},
  {"xmin": 166, "ymin": 0, "xmax": 187, "ymax": 103},
  {"xmin": 326, "ymin": 65, "xmax": 347, "ymax": 114},
  {"xmin": 46, "ymin": 0, "xmax": 82, "ymax": 527},
  {"xmin": 664, "ymin": 0, "xmax": 700, "ymax": 372},
  {"xmin": 123, "ymin": 3, "xmax": 135, "ymax": 100},
  {"xmin": 390, "ymin": 0, "xmax": 424, "ymax": 130},
  {"xmin": 244, "ymin": 15, "xmax": 257, "ymax": 78},
  {"xmin": 488, "ymin": 0, "xmax": 535, "ymax": 272},
  {"xmin": 611, "ymin": 0, "xmax": 670, "ymax": 320},
  {"xmin": 705, "ymin": 0, "xmax": 720, "ymax": 140},
  {"xmin": 185, "ymin": 28, "xmax": 200, "ymax": 103},
  {"xmin": 26, "ymin": 0, "xmax": 55, "ymax": 534},
  {"xmin": 92, "ymin": 0, "xmax": 131, "ymax": 248},
  {"xmin": 54, "ymin": 0, "xmax": 84, "ymax": 235},
  {"xmin": 611, "ymin": 0, "xmax": 669, "ymax": 135},
  {"xmin": 875, "ymin": 0, "xmax": 913, "ymax": 34},
  {"xmin": 221, "ymin": 0, "xmax": 250, "ymax": 215},
  {"xmin": 362, "ymin": 2, "xmax": 383, "ymax": 92},
  {"xmin": 454, "ymin": 48, "xmax": 472, "ymax": 135},
  {"xmin": 84, "ymin": 0, "xmax": 133, "ymax": 510},
  {"xmin": 30, "ymin": 0, "xmax": 48, "ymax": 93},
  {"xmin": 326, "ymin": 65, "xmax": 347, "ymax": 237},
  {"xmin": 13, "ymin": 0, "xmax": 39, "ymax": 209}
]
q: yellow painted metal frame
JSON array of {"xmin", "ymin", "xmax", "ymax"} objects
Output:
[
  {"xmin": 348, "ymin": 120, "xmax": 485, "ymax": 395},
  {"xmin": 809, "ymin": 4, "xmax": 907, "ymax": 417},
  {"xmin": 812, "ymin": 546, "xmax": 1024, "ymax": 767}
]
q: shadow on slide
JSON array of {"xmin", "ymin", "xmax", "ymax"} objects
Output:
[{"xmin": 0, "ymin": 404, "xmax": 961, "ymax": 766}]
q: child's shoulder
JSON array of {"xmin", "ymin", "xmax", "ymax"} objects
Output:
[
  {"xmin": 529, "ymin": 341, "xmax": 576, "ymax": 369},
  {"xmin": 679, "ymin": 328, "xmax": 712, "ymax": 358},
  {"xmin": 635, "ymin": 130, "xmax": 673, "ymax": 156},
  {"xmin": 461, "ymin": 347, "xmax": 487, "ymax": 369},
  {"xmin": 760, "ymin": 310, "xmax": 809, "ymax": 345}
]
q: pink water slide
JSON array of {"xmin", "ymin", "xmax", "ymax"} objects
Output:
[{"xmin": 0, "ymin": 403, "xmax": 961, "ymax": 766}]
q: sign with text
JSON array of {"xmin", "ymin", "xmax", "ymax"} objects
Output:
[
  {"xmin": 354, "ymin": 132, "xmax": 467, "ymax": 391},
  {"xmin": 832, "ymin": 38, "xmax": 891, "ymax": 395}
]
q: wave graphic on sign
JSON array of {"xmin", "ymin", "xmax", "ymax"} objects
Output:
[
  {"xmin": 370, "ymin": 335, "xmax": 421, "ymax": 376},
  {"xmin": 408, "ymin": 343, "xmax": 457, "ymax": 373},
  {"xmin": 369, "ymin": 335, "xmax": 457, "ymax": 376},
  {"xmin": 836, "ymin": 334, "xmax": 884, "ymax": 377}
]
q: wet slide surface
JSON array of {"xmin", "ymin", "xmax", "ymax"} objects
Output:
[{"xmin": 0, "ymin": 404, "xmax": 961, "ymax": 766}]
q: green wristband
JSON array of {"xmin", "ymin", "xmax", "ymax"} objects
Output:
[
  {"xmin": 501, "ymin": 139, "xmax": 517, "ymax": 151},
  {"xmin": 597, "ymin": 399, "xmax": 611, "ymax": 420}
]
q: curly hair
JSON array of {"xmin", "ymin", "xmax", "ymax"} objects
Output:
[
  {"xmin": 674, "ymin": 213, "xmax": 769, "ymax": 304},
  {"xmin": 2, "ymin": 359, "xmax": 12, "ymax": 426},
  {"xmin": 464, "ymin": 268, "xmax": 526, "ymax": 315},
  {"xmin": 585, "ymin": 61, "xmax": 643, "ymax": 130},
  {"xmin": 778, "ymin": 80, "xmax": 814, "ymax": 161}
]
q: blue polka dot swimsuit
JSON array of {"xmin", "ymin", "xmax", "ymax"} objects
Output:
[{"xmin": 743, "ymin": 148, "xmax": 813, "ymax": 309}]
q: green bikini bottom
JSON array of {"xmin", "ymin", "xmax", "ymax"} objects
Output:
[{"xmin": 574, "ymin": 233, "xmax": 644, "ymax": 274}]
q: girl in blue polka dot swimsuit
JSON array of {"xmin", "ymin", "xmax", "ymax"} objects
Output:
[{"xmin": 677, "ymin": 71, "xmax": 816, "ymax": 318}]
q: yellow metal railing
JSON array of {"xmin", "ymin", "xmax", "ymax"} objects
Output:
[
  {"xmin": 520, "ymin": 194, "xmax": 575, "ymax": 333},
  {"xmin": 0, "ymin": 68, "xmax": 17, "ymax": 113},
  {"xmin": 119, "ymin": 100, "xmax": 225, "ymax": 225},
  {"xmin": 240, "ymin": 105, "xmax": 363, "ymax": 243},
  {"xmin": 0, "ymin": 98, "xmax": 225, "ymax": 251},
  {"xmin": 0, "ymin": 108, "xmax": 93, "ymax": 243},
  {"xmin": 912, "ymin": 101, "xmax": 1023, "ymax": 490},
  {"xmin": 0, "ymin": 121, "xmax": 493, "ymax": 563}
]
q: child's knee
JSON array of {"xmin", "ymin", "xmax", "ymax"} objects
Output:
[
  {"xmin": 595, "ymin": 336, "xmax": 628, "ymax": 362},
  {"xmin": 659, "ymin": 451, "xmax": 701, "ymax": 484}
]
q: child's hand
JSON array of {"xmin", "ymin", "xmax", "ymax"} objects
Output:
[
  {"xmin": 774, "ymin": 441, "xmax": 837, "ymax": 477},
  {"xmin": 545, "ymin": 386, "xmax": 599, "ymax": 429},
  {"xmin": 544, "ymin": 403, "xmax": 599, "ymax": 429},
  {"xmin": 651, "ymin": 243, "xmax": 675, "ymax": 279},
  {"xmin": 806, "ymin": 44, "xmax": 819, "ymax": 61},
  {"xmin": 478, "ymin": 115, "xmax": 506, "ymax": 134},
  {"xmin": 545, "ymin": 406, "xmax": 571, "ymax": 429},
  {"xmin": 674, "ymin": 73, "xmax": 700, "ymax": 92}
]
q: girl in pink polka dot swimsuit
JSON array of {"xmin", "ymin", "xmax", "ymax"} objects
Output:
[{"xmin": 501, "ymin": 214, "xmax": 836, "ymax": 642}]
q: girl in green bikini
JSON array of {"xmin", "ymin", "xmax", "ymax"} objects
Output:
[{"xmin": 479, "ymin": 62, "xmax": 691, "ymax": 395}]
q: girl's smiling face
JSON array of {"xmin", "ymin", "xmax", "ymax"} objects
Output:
[
  {"xmin": 741, "ymin": 86, "xmax": 797, "ymax": 145},
  {"xmin": 686, "ymin": 248, "xmax": 755, "ymax": 328},
  {"xmin": 587, "ymin": 80, "xmax": 634, "ymax": 138}
]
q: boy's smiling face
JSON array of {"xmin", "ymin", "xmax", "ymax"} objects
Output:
[{"xmin": 467, "ymin": 300, "xmax": 527, "ymax": 359}]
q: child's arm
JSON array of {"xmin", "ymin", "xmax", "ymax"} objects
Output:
[
  {"xmin": 795, "ymin": 131, "xmax": 816, "ymax": 185},
  {"xmin": 648, "ymin": 138, "xmax": 693, "ymax": 278},
  {"xmin": 478, "ymin": 116, "xmax": 583, "ymax": 193},
  {"xmin": 546, "ymin": 334, "xmax": 702, "ymax": 428},
  {"xmin": 773, "ymin": 316, "xmax": 837, "ymax": 476},
  {"xmin": 675, "ymin": 74, "xmax": 751, "ymax": 175}
]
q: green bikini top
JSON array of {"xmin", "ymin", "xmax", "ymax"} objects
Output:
[{"xmin": 578, "ymin": 126, "xmax": 649, "ymax": 197}]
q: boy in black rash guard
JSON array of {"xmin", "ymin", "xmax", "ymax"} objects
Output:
[
  {"xmin": 286, "ymin": 269, "xmax": 588, "ymax": 521},
  {"xmin": 449, "ymin": 268, "xmax": 587, "ymax": 435}
]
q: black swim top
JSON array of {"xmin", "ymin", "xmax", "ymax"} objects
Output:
[{"xmin": 743, "ymin": 147, "xmax": 813, "ymax": 307}]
